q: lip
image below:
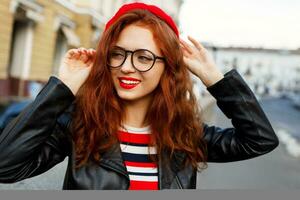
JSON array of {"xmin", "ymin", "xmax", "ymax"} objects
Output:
[
  {"xmin": 118, "ymin": 77, "xmax": 141, "ymax": 81},
  {"xmin": 118, "ymin": 77, "xmax": 141, "ymax": 90}
]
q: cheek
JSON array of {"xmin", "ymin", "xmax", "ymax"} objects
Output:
[
  {"xmin": 153, "ymin": 65, "xmax": 165, "ymax": 84},
  {"xmin": 110, "ymin": 71, "xmax": 118, "ymax": 84},
  {"xmin": 142, "ymin": 70, "xmax": 164, "ymax": 90}
]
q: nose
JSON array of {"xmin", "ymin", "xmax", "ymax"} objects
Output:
[{"xmin": 120, "ymin": 53, "xmax": 136, "ymax": 74}]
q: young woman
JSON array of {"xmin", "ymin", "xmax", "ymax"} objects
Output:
[{"xmin": 0, "ymin": 2, "xmax": 278, "ymax": 190}]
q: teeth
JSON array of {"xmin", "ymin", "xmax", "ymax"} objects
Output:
[{"xmin": 120, "ymin": 80, "xmax": 140, "ymax": 85}]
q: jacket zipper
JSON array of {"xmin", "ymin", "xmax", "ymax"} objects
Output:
[{"xmin": 175, "ymin": 175, "xmax": 183, "ymax": 189}]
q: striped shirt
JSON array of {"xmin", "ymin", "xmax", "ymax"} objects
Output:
[{"xmin": 117, "ymin": 124, "xmax": 158, "ymax": 190}]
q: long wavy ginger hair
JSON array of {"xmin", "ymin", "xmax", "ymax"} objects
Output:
[{"xmin": 71, "ymin": 9, "xmax": 208, "ymax": 171}]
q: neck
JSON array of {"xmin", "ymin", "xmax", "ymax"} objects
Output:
[{"xmin": 122, "ymin": 96, "xmax": 152, "ymax": 128}]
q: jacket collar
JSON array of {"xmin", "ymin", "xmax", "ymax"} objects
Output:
[
  {"xmin": 158, "ymin": 149, "xmax": 186, "ymax": 189},
  {"xmin": 99, "ymin": 143, "xmax": 129, "ymax": 178}
]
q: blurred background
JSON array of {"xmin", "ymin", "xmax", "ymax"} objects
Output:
[{"xmin": 0, "ymin": 0, "xmax": 299, "ymax": 189}]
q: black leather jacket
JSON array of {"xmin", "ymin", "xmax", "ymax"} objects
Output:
[{"xmin": 0, "ymin": 69, "xmax": 279, "ymax": 189}]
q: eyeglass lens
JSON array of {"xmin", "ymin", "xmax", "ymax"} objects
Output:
[{"xmin": 108, "ymin": 48, "xmax": 155, "ymax": 71}]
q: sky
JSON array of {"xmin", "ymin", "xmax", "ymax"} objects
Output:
[{"xmin": 179, "ymin": 0, "xmax": 300, "ymax": 50}]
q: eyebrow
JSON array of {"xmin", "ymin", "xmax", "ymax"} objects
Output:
[{"xmin": 113, "ymin": 45, "xmax": 125, "ymax": 50}]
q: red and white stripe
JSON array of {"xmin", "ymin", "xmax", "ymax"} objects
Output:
[{"xmin": 117, "ymin": 124, "xmax": 158, "ymax": 190}]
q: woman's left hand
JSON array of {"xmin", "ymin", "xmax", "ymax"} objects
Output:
[{"xmin": 180, "ymin": 35, "xmax": 224, "ymax": 87}]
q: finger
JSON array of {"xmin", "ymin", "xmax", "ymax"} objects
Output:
[
  {"xmin": 85, "ymin": 51, "xmax": 93, "ymax": 63},
  {"xmin": 85, "ymin": 48, "xmax": 95, "ymax": 60},
  {"xmin": 82, "ymin": 49, "xmax": 90, "ymax": 59},
  {"xmin": 67, "ymin": 49, "xmax": 77, "ymax": 58},
  {"xmin": 79, "ymin": 53, "xmax": 89, "ymax": 63},
  {"xmin": 180, "ymin": 43, "xmax": 190, "ymax": 55},
  {"xmin": 73, "ymin": 49, "xmax": 82, "ymax": 59},
  {"xmin": 88, "ymin": 49, "xmax": 96, "ymax": 55},
  {"xmin": 86, "ymin": 60, "xmax": 94, "ymax": 67},
  {"xmin": 187, "ymin": 35, "xmax": 204, "ymax": 51},
  {"xmin": 77, "ymin": 47, "xmax": 87, "ymax": 57},
  {"xmin": 88, "ymin": 48, "xmax": 95, "ymax": 52},
  {"xmin": 180, "ymin": 43, "xmax": 191, "ymax": 56},
  {"xmin": 86, "ymin": 51, "xmax": 95, "ymax": 66},
  {"xmin": 182, "ymin": 49, "xmax": 190, "ymax": 58},
  {"xmin": 87, "ymin": 49, "xmax": 96, "ymax": 57},
  {"xmin": 180, "ymin": 39, "xmax": 193, "ymax": 54},
  {"xmin": 68, "ymin": 49, "xmax": 76, "ymax": 54},
  {"xmin": 180, "ymin": 43, "xmax": 193, "ymax": 57},
  {"xmin": 182, "ymin": 56, "xmax": 191, "ymax": 68},
  {"xmin": 78, "ymin": 47, "xmax": 86, "ymax": 52},
  {"xmin": 88, "ymin": 50, "xmax": 97, "ymax": 62},
  {"xmin": 78, "ymin": 48, "xmax": 87, "ymax": 55}
]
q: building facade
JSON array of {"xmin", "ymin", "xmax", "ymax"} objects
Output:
[
  {"xmin": 0, "ymin": 0, "xmax": 183, "ymax": 100},
  {"xmin": 193, "ymin": 45, "xmax": 300, "ymax": 99}
]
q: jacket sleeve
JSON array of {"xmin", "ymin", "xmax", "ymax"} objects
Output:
[
  {"xmin": 203, "ymin": 69, "xmax": 279, "ymax": 162},
  {"xmin": 0, "ymin": 76, "xmax": 75, "ymax": 183}
]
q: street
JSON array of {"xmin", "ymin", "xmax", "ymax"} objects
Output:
[{"xmin": 197, "ymin": 97, "xmax": 300, "ymax": 189}]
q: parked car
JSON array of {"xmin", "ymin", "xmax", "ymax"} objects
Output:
[
  {"xmin": 291, "ymin": 94, "xmax": 300, "ymax": 110},
  {"xmin": 0, "ymin": 100, "xmax": 32, "ymax": 131}
]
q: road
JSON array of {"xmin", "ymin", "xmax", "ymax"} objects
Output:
[{"xmin": 197, "ymin": 97, "xmax": 300, "ymax": 189}]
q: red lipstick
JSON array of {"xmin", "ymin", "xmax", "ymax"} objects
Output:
[{"xmin": 118, "ymin": 77, "xmax": 141, "ymax": 89}]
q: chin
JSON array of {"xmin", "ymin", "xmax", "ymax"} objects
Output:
[{"xmin": 116, "ymin": 91, "xmax": 141, "ymax": 101}]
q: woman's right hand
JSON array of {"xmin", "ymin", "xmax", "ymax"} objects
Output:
[{"xmin": 58, "ymin": 48, "xmax": 96, "ymax": 95}]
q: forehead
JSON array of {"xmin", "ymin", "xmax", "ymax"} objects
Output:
[{"xmin": 115, "ymin": 24, "xmax": 161, "ymax": 54}]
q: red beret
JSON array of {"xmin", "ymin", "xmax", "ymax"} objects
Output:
[{"xmin": 104, "ymin": 2, "xmax": 179, "ymax": 37}]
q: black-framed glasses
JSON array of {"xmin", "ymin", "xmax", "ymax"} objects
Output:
[{"xmin": 108, "ymin": 46, "xmax": 165, "ymax": 72}]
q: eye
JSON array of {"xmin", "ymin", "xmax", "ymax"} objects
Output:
[
  {"xmin": 134, "ymin": 50, "xmax": 154, "ymax": 64},
  {"xmin": 138, "ymin": 55, "xmax": 152, "ymax": 62},
  {"xmin": 110, "ymin": 50, "xmax": 125, "ymax": 60}
]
